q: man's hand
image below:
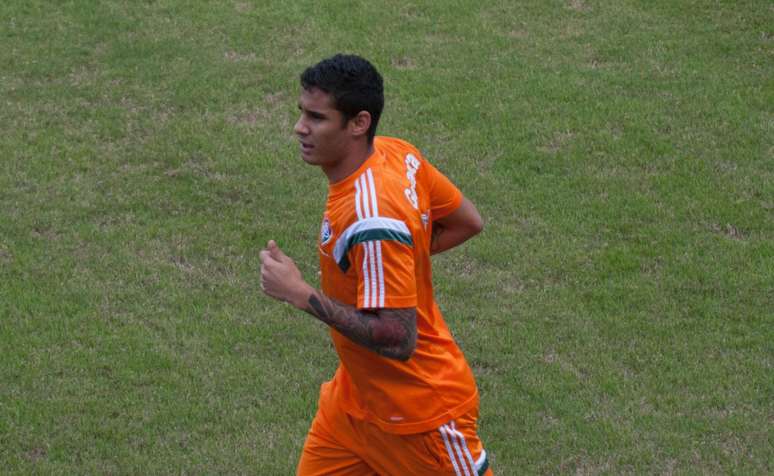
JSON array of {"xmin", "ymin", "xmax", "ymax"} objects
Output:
[
  {"xmin": 430, "ymin": 197, "xmax": 484, "ymax": 255},
  {"xmin": 259, "ymin": 240, "xmax": 314, "ymax": 309}
]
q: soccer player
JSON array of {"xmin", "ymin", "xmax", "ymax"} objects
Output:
[{"xmin": 259, "ymin": 54, "xmax": 491, "ymax": 476}]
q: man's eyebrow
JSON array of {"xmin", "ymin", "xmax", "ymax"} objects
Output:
[{"xmin": 298, "ymin": 104, "xmax": 327, "ymax": 119}]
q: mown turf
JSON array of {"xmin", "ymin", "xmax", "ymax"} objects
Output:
[{"xmin": 1, "ymin": 0, "xmax": 772, "ymax": 473}]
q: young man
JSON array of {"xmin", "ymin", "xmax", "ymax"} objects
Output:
[{"xmin": 259, "ymin": 54, "xmax": 491, "ymax": 476}]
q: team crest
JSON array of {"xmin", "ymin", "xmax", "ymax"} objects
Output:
[{"xmin": 320, "ymin": 217, "xmax": 333, "ymax": 245}]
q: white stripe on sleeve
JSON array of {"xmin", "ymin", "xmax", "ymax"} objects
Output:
[
  {"xmin": 359, "ymin": 175, "xmax": 371, "ymax": 218},
  {"xmin": 361, "ymin": 242, "xmax": 370, "ymax": 307},
  {"xmin": 367, "ymin": 241, "xmax": 377, "ymax": 306},
  {"xmin": 376, "ymin": 240, "xmax": 385, "ymax": 307},
  {"xmin": 354, "ymin": 176, "xmax": 363, "ymax": 220},
  {"xmin": 367, "ymin": 168, "xmax": 379, "ymax": 216},
  {"xmin": 353, "ymin": 169, "xmax": 389, "ymax": 309}
]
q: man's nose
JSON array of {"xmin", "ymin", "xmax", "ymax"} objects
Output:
[{"xmin": 294, "ymin": 117, "xmax": 308, "ymax": 136}]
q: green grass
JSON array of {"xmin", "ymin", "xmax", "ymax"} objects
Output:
[{"xmin": 1, "ymin": 0, "xmax": 772, "ymax": 473}]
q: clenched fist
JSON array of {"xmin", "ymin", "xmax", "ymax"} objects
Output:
[{"xmin": 259, "ymin": 240, "xmax": 313, "ymax": 309}]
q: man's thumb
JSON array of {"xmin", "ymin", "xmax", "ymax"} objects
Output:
[{"xmin": 267, "ymin": 240, "xmax": 283, "ymax": 260}]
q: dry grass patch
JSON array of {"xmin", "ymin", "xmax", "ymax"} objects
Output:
[
  {"xmin": 228, "ymin": 91, "xmax": 289, "ymax": 128},
  {"xmin": 568, "ymin": 0, "xmax": 590, "ymax": 12},
  {"xmin": 506, "ymin": 29, "xmax": 528, "ymax": 39},
  {"xmin": 543, "ymin": 350, "xmax": 586, "ymax": 381},
  {"xmin": 0, "ymin": 244, "xmax": 13, "ymax": 263},
  {"xmin": 391, "ymin": 56, "xmax": 417, "ymax": 70},
  {"xmin": 224, "ymin": 50, "xmax": 256, "ymax": 62},
  {"xmin": 540, "ymin": 130, "xmax": 575, "ymax": 154},
  {"xmin": 234, "ymin": 2, "xmax": 251, "ymax": 13},
  {"xmin": 68, "ymin": 65, "xmax": 100, "ymax": 87},
  {"xmin": 710, "ymin": 223, "xmax": 745, "ymax": 241},
  {"xmin": 24, "ymin": 446, "xmax": 47, "ymax": 462}
]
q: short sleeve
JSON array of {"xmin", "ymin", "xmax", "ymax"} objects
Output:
[
  {"xmin": 334, "ymin": 217, "xmax": 417, "ymax": 309},
  {"xmin": 423, "ymin": 160, "xmax": 463, "ymax": 220}
]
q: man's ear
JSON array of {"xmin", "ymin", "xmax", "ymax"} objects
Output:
[{"xmin": 349, "ymin": 111, "xmax": 372, "ymax": 139}]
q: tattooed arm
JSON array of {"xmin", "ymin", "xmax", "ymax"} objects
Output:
[
  {"xmin": 304, "ymin": 292, "xmax": 417, "ymax": 361},
  {"xmin": 259, "ymin": 240, "xmax": 417, "ymax": 361}
]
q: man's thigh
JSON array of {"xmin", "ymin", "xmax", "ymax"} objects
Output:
[{"xmin": 297, "ymin": 405, "xmax": 378, "ymax": 476}]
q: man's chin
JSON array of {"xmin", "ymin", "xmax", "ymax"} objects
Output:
[{"xmin": 300, "ymin": 154, "xmax": 318, "ymax": 165}]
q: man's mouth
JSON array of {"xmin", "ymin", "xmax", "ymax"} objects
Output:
[{"xmin": 300, "ymin": 141, "xmax": 314, "ymax": 154}]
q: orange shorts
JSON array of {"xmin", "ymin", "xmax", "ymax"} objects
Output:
[{"xmin": 297, "ymin": 397, "xmax": 492, "ymax": 476}]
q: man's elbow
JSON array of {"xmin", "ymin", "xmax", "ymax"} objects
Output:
[
  {"xmin": 374, "ymin": 307, "xmax": 417, "ymax": 361},
  {"xmin": 386, "ymin": 329, "xmax": 417, "ymax": 362},
  {"xmin": 387, "ymin": 329, "xmax": 416, "ymax": 361},
  {"xmin": 468, "ymin": 215, "xmax": 484, "ymax": 237}
]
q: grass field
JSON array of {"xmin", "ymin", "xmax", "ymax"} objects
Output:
[{"xmin": 1, "ymin": 0, "xmax": 773, "ymax": 473}]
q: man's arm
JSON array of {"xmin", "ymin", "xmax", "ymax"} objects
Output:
[
  {"xmin": 431, "ymin": 197, "xmax": 484, "ymax": 255},
  {"xmin": 259, "ymin": 241, "xmax": 417, "ymax": 361},
  {"xmin": 305, "ymin": 292, "xmax": 416, "ymax": 361}
]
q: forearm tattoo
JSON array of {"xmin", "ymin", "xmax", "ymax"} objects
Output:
[{"xmin": 305, "ymin": 292, "xmax": 417, "ymax": 361}]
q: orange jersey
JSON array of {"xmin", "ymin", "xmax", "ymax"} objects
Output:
[{"xmin": 317, "ymin": 136, "xmax": 478, "ymax": 435}]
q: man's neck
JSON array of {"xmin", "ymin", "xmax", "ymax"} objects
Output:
[{"xmin": 322, "ymin": 141, "xmax": 374, "ymax": 184}]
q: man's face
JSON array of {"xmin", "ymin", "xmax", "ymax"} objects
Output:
[{"xmin": 294, "ymin": 87, "xmax": 350, "ymax": 168}]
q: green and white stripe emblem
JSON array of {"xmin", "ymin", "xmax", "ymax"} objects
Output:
[{"xmin": 334, "ymin": 217, "xmax": 412, "ymax": 272}]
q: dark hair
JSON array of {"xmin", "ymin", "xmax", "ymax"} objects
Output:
[{"xmin": 300, "ymin": 54, "xmax": 384, "ymax": 143}]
